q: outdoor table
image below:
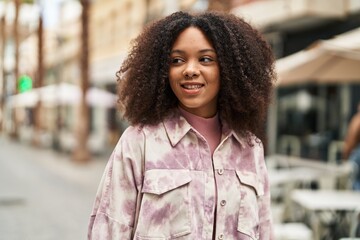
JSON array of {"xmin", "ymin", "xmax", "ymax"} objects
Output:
[
  {"xmin": 269, "ymin": 167, "xmax": 325, "ymax": 187},
  {"xmin": 291, "ymin": 190, "xmax": 360, "ymax": 211},
  {"xmin": 291, "ymin": 189, "xmax": 360, "ymax": 240},
  {"xmin": 267, "ymin": 154, "xmax": 353, "ymax": 189}
]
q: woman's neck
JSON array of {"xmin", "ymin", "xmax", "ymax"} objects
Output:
[{"xmin": 179, "ymin": 107, "xmax": 221, "ymax": 155}]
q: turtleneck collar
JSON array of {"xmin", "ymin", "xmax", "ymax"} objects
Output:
[{"xmin": 179, "ymin": 107, "xmax": 221, "ymax": 155}]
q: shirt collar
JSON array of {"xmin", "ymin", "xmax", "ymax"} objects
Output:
[
  {"xmin": 221, "ymin": 120, "xmax": 246, "ymax": 148},
  {"xmin": 163, "ymin": 108, "xmax": 246, "ymax": 148},
  {"xmin": 163, "ymin": 109, "xmax": 192, "ymax": 147}
]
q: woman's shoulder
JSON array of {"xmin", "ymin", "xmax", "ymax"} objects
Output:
[
  {"xmin": 119, "ymin": 110, "xmax": 182, "ymax": 142},
  {"xmin": 228, "ymin": 127, "xmax": 262, "ymax": 148},
  {"xmin": 121, "ymin": 122, "xmax": 166, "ymax": 139},
  {"xmin": 121, "ymin": 125, "xmax": 144, "ymax": 138}
]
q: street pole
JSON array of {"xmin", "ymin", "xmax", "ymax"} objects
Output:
[{"xmin": 73, "ymin": 0, "xmax": 90, "ymax": 162}]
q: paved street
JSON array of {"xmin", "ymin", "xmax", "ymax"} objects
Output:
[{"xmin": 0, "ymin": 135, "xmax": 108, "ymax": 240}]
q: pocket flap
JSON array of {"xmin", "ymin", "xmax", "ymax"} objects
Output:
[
  {"xmin": 142, "ymin": 169, "xmax": 192, "ymax": 195},
  {"xmin": 236, "ymin": 170, "xmax": 264, "ymax": 196}
]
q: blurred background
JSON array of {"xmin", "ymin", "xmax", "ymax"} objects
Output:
[{"xmin": 0, "ymin": 0, "xmax": 360, "ymax": 239}]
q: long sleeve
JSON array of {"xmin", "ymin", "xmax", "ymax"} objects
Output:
[
  {"xmin": 88, "ymin": 127, "xmax": 145, "ymax": 240},
  {"xmin": 256, "ymin": 143, "xmax": 274, "ymax": 240}
]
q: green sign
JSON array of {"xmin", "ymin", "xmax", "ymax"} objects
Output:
[{"xmin": 18, "ymin": 75, "xmax": 33, "ymax": 93}]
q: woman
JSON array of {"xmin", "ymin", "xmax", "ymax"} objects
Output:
[
  {"xmin": 88, "ymin": 11, "xmax": 275, "ymax": 240},
  {"xmin": 343, "ymin": 102, "xmax": 360, "ymax": 190}
]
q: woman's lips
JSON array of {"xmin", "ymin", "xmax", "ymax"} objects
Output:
[
  {"xmin": 181, "ymin": 84, "xmax": 203, "ymax": 89},
  {"xmin": 180, "ymin": 84, "xmax": 204, "ymax": 94}
]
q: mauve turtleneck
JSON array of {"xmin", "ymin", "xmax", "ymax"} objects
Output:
[{"xmin": 179, "ymin": 107, "xmax": 221, "ymax": 155}]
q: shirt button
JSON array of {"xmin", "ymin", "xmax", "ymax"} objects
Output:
[
  {"xmin": 220, "ymin": 200, "xmax": 226, "ymax": 206},
  {"xmin": 217, "ymin": 169, "xmax": 224, "ymax": 175},
  {"xmin": 218, "ymin": 234, "xmax": 224, "ymax": 240}
]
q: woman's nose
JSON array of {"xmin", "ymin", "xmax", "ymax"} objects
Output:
[{"xmin": 183, "ymin": 62, "xmax": 200, "ymax": 79}]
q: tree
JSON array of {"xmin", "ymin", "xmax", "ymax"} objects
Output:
[
  {"xmin": 0, "ymin": 14, "xmax": 6, "ymax": 132},
  {"xmin": 72, "ymin": 0, "xmax": 90, "ymax": 162},
  {"xmin": 10, "ymin": 0, "xmax": 20, "ymax": 139},
  {"xmin": 32, "ymin": 9, "xmax": 43, "ymax": 146}
]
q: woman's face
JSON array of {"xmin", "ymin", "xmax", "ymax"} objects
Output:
[{"xmin": 169, "ymin": 27, "xmax": 220, "ymax": 118}]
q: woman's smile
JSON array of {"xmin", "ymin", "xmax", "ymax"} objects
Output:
[{"xmin": 180, "ymin": 82, "xmax": 205, "ymax": 95}]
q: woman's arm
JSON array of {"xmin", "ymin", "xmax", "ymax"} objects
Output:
[
  {"xmin": 88, "ymin": 127, "xmax": 145, "ymax": 240},
  {"xmin": 256, "ymin": 142, "xmax": 274, "ymax": 240},
  {"xmin": 343, "ymin": 114, "xmax": 360, "ymax": 160}
]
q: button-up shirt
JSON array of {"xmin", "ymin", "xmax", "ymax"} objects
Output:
[{"xmin": 88, "ymin": 110, "xmax": 273, "ymax": 240}]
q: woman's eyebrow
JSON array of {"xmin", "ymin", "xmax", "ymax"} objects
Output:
[
  {"xmin": 199, "ymin": 49, "xmax": 216, "ymax": 53},
  {"xmin": 170, "ymin": 49, "xmax": 216, "ymax": 54},
  {"xmin": 170, "ymin": 49, "xmax": 184, "ymax": 54}
]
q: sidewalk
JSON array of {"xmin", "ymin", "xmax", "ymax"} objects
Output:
[{"xmin": 0, "ymin": 134, "xmax": 109, "ymax": 240}]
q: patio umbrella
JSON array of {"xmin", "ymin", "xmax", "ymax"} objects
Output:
[
  {"xmin": 40, "ymin": 83, "xmax": 117, "ymax": 108},
  {"xmin": 86, "ymin": 87, "xmax": 117, "ymax": 108},
  {"xmin": 6, "ymin": 83, "xmax": 117, "ymax": 108},
  {"xmin": 7, "ymin": 90, "xmax": 39, "ymax": 108},
  {"xmin": 276, "ymin": 27, "xmax": 360, "ymax": 87},
  {"xmin": 39, "ymin": 83, "xmax": 80, "ymax": 107}
]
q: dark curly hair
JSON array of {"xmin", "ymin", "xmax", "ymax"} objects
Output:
[{"xmin": 117, "ymin": 11, "xmax": 275, "ymax": 144}]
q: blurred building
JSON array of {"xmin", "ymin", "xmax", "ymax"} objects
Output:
[{"xmin": 232, "ymin": 0, "xmax": 360, "ymax": 161}]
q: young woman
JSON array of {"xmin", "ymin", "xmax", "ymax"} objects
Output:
[{"xmin": 88, "ymin": 11, "xmax": 275, "ymax": 240}]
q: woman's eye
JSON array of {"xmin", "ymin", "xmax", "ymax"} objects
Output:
[
  {"xmin": 171, "ymin": 58, "xmax": 184, "ymax": 64},
  {"xmin": 200, "ymin": 57, "xmax": 213, "ymax": 63}
]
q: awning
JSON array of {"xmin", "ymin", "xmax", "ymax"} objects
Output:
[
  {"xmin": 231, "ymin": 0, "xmax": 360, "ymax": 30},
  {"xmin": 275, "ymin": 27, "xmax": 360, "ymax": 87}
]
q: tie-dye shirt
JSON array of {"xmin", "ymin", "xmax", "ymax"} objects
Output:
[{"xmin": 88, "ymin": 109, "xmax": 273, "ymax": 240}]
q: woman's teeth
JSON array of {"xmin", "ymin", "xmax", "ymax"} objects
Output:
[{"xmin": 182, "ymin": 84, "xmax": 203, "ymax": 89}]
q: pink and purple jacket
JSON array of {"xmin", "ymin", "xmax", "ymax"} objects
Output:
[{"xmin": 88, "ymin": 110, "xmax": 273, "ymax": 240}]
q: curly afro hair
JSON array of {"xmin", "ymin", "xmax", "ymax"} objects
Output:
[{"xmin": 117, "ymin": 11, "xmax": 275, "ymax": 144}]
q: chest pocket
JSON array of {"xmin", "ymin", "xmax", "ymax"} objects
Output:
[
  {"xmin": 236, "ymin": 170, "xmax": 264, "ymax": 240},
  {"xmin": 135, "ymin": 169, "xmax": 192, "ymax": 240}
]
